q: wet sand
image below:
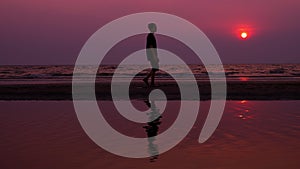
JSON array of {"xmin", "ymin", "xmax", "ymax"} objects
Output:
[
  {"xmin": 0, "ymin": 100, "xmax": 300, "ymax": 169},
  {"xmin": 0, "ymin": 80, "xmax": 300, "ymax": 100}
]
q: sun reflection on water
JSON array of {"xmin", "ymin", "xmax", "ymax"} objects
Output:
[
  {"xmin": 239, "ymin": 77, "xmax": 249, "ymax": 81},
  {"xmin": 236, "ymin": 100, "xmax": 254, "ymax": 120}
]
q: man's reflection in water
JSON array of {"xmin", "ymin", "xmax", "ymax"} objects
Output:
[{"xmin": 143, "ymin": 99, "xmax": 162, "ymax": 162}]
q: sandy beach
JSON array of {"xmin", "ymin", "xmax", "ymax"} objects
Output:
[
  {"xmin": 1, "ymin": 100, "xmax": 299, "ymax": 169},
  {"xmin": 0, "ymin": 80, "xmax": 300, "ymax": 100}
]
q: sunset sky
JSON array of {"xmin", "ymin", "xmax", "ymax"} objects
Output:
[{"xmin": 1, "ymin": 0, "xmax": 300, "ymax": 65}]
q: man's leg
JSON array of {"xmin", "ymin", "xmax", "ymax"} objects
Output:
[{"xmin": 143, "ymin": 70, "xmax": 152, "ymax": 87}]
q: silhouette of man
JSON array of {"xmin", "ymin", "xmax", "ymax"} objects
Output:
[{"xmin": 143, "ymin": 23, "xmax": 159, "ymax": 87}]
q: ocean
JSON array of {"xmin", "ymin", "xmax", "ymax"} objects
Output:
[{"xmin": 0, "ymin": 64, "xmax": 300, "ymax": 84}]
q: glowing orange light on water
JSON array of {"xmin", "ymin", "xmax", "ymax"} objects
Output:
[
  {"xmin": 239, "ymin": 77, "xmax": 249, "ymax": 81},
  {"xmin": 240, "ymin": 100, "xmax": 247, "ymax": 104}
]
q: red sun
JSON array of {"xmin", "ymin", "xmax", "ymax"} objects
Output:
[
  {"xmin": 240, "ymin": 32, "xmax": 248, "ymax": 39},
  {"xmin": 235, "ymin": 24, "xmax": 253, "ymax": 40}
]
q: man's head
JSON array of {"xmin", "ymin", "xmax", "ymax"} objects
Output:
[{"xmin": 148, "ymin": 23, "xmax": 157, "ymax": 33}]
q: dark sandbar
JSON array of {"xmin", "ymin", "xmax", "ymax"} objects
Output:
[{"xmin": 1, "ymin": 80, "xmax": 300, "ymax": 100}]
